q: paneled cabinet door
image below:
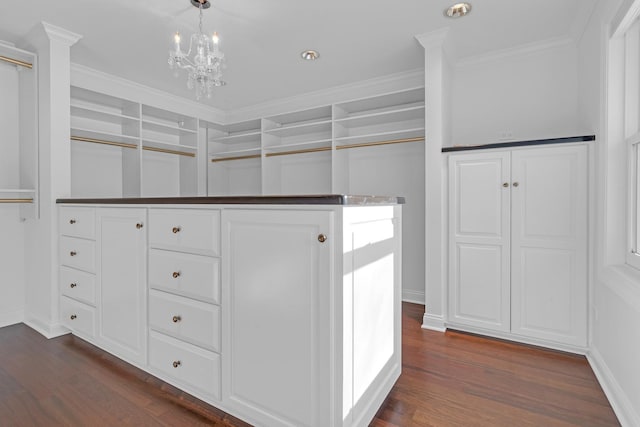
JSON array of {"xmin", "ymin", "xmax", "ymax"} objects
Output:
[
  {"xmin": 97, "ymin": 208, "xmax": 147, "ymax": 365},
  {"xmin": 510, "ymin": 146, "xmax": 587, "ymax": 346},
  {"xmin": 448, "ymin": 152, "xmax": 511, "ymax": 332},
  {"xmin": 222, "ymin": 209, "xmax": 333, "ymax": 427}
]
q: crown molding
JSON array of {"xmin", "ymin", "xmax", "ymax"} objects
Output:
[
  {"xmin": 455, "ymin": 36, "xmax": 575, "ymax": 68},
  {"xmin": 415, "ymin": 27, "xmax": 450, "ymax": 50},
  {"xmin": 612, "ymin": 0, "xmax": 640, "ymax": 37},
  {"xmin": 226, "ymin": 68, "xmax": 425, "ymax": 123},
  {"xmin": 41, "ymin": 22, "xmax": 82, "ymax": 46}
]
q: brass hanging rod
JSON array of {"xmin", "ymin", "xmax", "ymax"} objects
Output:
[
  {"xmin": 265, "ymin": 146, "xmax": 332, "ymax": 157},
  {"xmin": 211, "ymin": 154, "xmax": 262, "ymax": 163},
  {"xmin": 0, "ymin": 198, "xmax": 33, "ymax": 204},
  {"xmin": 336, "ymin": 136, "xmax": 424, "ymax": 150},
  {"xmin": 0, "ymin": 55, "xmax": 33, "ymax": 69},
  {"xmin": 142, "ymin": 146, "xmax": 195, "ymax": 158},
  {"xmin": 71, "ymin": 136, "xmax": 137, "ymax": 149}
]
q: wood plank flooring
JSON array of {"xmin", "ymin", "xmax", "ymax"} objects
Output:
[{"xmin": 0, "ymin": 303, "xmax": 619, "ymax": 426}]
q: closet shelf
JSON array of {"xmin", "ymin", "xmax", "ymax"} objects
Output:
[
  {"xmin": 71, "ymin": 128, "xmax": 139, "ymax": 146},
  {"xmin": 264, "ymin": 138, "xmax": 332, "ymax": 153},
  {"xmin": 334, "ymin": 105, "xmax": 424, "ymax": 128},
  {"xmin": 211, "ymin": 130, "xmax": 261, "ymax": 145},
  {"xmin": 263, "ymin": 120, "xmax": 332, "ymax": 137},
  {"xmin": 142, "ymin": 119, "xmax": 198, "ymax": 135},
  {"xmin": 71, "ymin": 104, "xmax": 139, "ymax": 124},
  {"xmin": 334, "ymin": 128, "xmax": 425, "ymax": 146}
]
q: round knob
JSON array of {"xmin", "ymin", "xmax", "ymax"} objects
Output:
[
  {"xmin": 70, "ymin": 283, "xmax": 77, "ymax": 289},
  {"xmin": 136, "ymin": 223, "xmax": 143, "ymax": 229},
  {"xmin": 172, "ymin": 226, "xmax": 181, "ymax": 234},
  {"xmin": 172, "ymin": 315, "xmax": 181, "ymax": 323},
  {"xmin": 318, "ymin": 234, "xmax": 327, "ymax": 243},
  {"xmin": 70, "ymin": 314, "xmax": 77, "ymax": 320},
  {"xmin": 172, "ymin": 361, "xmax": 181, "ymax": 368},
  {"xmin": 513, "ymin": 182, "xmax": 519, "ymax": 187},
  {"xmin": 70, "ymin": 251, "xmax": 77, "ymax": 257},
  {"xmin": 172, "ymin": 271, "xmax": 181, "ymax": 279},
  {"xmin": 69, "ymin": 219, "xmax": 76, "ymax": 224},
  {"xmin": 502, "ymin": 182, "xmax": 509, "ymax": 188}
]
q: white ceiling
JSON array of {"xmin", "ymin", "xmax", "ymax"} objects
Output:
[{"xmin": 0, "ymin": 0, "xmax": 597, "ymax": 111}]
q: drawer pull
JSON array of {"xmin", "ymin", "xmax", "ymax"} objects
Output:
[
  {"xmin": 172, "ymin": 360, "xmax": 181, "ymax": 368},
  {"xmin": 318, "ymin": 234, "xmax": 327, "ymax": 243},
  {"xmin": 70, "ymin": 314, "xmax": 77, "ymax": 320},
  {"xmin": 502, "ymin": 182, "xmax": 509, "ymax": 188},
  {"xmin": 172, "ymin": 271, "xmax": 181, "ymax": 278},
  {"xmin": 513, "ymin": 182, "xmax": 519, "ymax": 187},
  {"xmin": 69, "ymin": 219, "xmax": 76, "ymax": 224},
  {"xmin": 172, "ymin": 315, "xmax": 181, "ymax": 323},
  {"xmin": 136, "ymin": 223, "xmax": 144, "ymax": 229},
  {"xmin": 70, "ymin": 251, "xmax": 77, "ymax": 257},
  {"xmin": 172, "ymin": 226, "xmax": 182, "ymax": 234},
  {"xmin": 70, "ymin": 283, "xmax": 77, "ymax": 289}
]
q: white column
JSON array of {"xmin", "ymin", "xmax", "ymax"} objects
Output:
[
  {"xmin": 415, "ymin": 28, "xmax": 451, "ymax": 331},
  {"xmin": 24, "ymin": 22, "xmax": 82, "ymax": 337}
]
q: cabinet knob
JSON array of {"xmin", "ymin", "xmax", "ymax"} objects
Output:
[
  {"xmin": 513, "ymin": 182, "xmax": 519, "ymax": 187},
  {"xmin": 172, "ymin": 226, "xmax": 181, "ymax": 234},
  {"xmin": 70, "ymin": 283, "xmax": 77, "ymax": 289},
  {"xmin": 502, "ymin": 182, "xmax": 509, "ymax": 188},
  {"xmin": 172, "ymin": 315, "xmax": 181, "ymax": 323},
  {"xmin": 318, "ymin": 234, "xmax": 327, "ymax": 243},
  {"xmin": 172, "ymin": 271, "xmax": 181, "ymax": 279},
  {"xmin": 70, "ymin": 251, "xmax": 77, "ymax": 257},
  {"xmin": 70, "ymin": 314, "xmax": 77, "ymax": 320},
  {"xmin": 136, "ymin": 223, "xmax": 143, "ymax": 229},
  {"xmin": 172, "ymin": 360, "xmax": 181, "ymax": 368},
  {"xmin": 69, "ymin": 219, "xmax": 76, "ymax": 224}
]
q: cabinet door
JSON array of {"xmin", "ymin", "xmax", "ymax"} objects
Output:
[
  {"xmin": 97, "ymin": 208, "xmax": 147, "ymax": 364},
  {"xmin": 511, "ymin": 146, "xmax": 587, "ymax": 346},
  {"xmin": 448, "ymin": 152, "xmax": 511, "ymax": 332},
  {"xmin": 222, "ymin": 209, "xmax": 333, "ymax": 427}
]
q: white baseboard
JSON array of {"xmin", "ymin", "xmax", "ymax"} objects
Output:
[
  {"xmin": 402, "ymin": 289, "xmax": 425, "ymax": 304},
  {"xmin": 587, "ymin": 347, "xmax": 640, "ymax": 427},
  {"xmin": 422, "ymin": 313, "xmax": 446, "ymax": 332},
  {"xmin": 23, "ymin": 314, "xmax": 70, "ymax": 339},
  {"xmin": 0, "ymin": 308, "xmax": 24, "ymax": 328}
]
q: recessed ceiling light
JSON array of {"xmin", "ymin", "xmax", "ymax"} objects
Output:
[
  {"xmin": 444, "ymin": 2, "xmax": 472, "ymax": 18},
  {"xmin": 301, "ymin": 50, "xmax": 319, "ymax": 61}
]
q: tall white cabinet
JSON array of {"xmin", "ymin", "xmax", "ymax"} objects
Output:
[{"xmin": 448, "ymin": 144, "xmax": 588, "ymax": 350}]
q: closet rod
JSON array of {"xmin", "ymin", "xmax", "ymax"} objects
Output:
[
  {"xmin": 336, "ymin": 136, "xmax": 424, "ymax": 150},
  {"xmin": 0, "ymin": 55, "xmax": 33, "ymax": 69},
  {"xmin": 71, "ymin": 136, "xmax": 137, "ymax": 150},
  {"xmin": 211, "ymin": 154, "xmax": 262, "ymax": 163},
  {"xmin": 0, "ymin": 198, "xmax": 33, "ymax": 204},
  {"xmin": 142, "ymin": 146, "xmax": 195, "ymax": 158},
  {"xmin": 265, "ymin": 146, "xmax": 332, "ymax": 158}
]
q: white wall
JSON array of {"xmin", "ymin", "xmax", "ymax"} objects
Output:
[{"xmin": 452, "ymin": 41, "xmax": 583, "ymax": 147}]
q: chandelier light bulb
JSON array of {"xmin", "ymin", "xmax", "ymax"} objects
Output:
[
  {"xmin": 212, "ymin": 32, "xmax": 219, "ymax": 45},
  {"xmin": 174, "ymin": 32, "xmax": 181, "ymax": 45}
]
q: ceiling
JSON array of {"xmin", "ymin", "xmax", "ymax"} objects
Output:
[{"xmin": 0, "ymin": 0, "xmax": 597, "ymax": 111}]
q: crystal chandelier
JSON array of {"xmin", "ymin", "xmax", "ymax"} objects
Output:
[{"xmin": 168, "ymin": 0, "xmax": 226, "ymax": 100}]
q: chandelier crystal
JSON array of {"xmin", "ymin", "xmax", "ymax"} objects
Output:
[{"xmin": 168, "ymin": 0, "xmax": 226, "ymax": 100}]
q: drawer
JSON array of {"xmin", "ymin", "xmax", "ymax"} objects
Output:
[
  {"xmin": 60, "ymin": 266, "xmax": 96, "ymax": 305},
  {"xmin": 149, "ymin": 209, "xmax": 220, "ymax": 255},
  {"xmin": 148, "ymin": 249, "xmax": 220, "ymax": 304},
  {"xmin": 59, "ymin": 236, "xmax": 95, "ymax": 273},
  {"xmin": 59, "ymin": 207, "xmax": 95, "ymax": 239},
  {"xmin": 60, "ymin": 296, "xmax": 96, "ymax": 338},
  {"xmin": 149, "ymin": 290, "xmax": 220, "ymax": 352},
  {"xmin": 149, "ymin": 331, "xmax": 220, "ymax": 400}
]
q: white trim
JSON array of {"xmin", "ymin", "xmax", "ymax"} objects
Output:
[
  {"xmin": 415, "ymin": 28, "xmax": 450, "ymax": 50},
  {"xmin": 0, "ymin": 308, "xmax": 24, "ymax": 328},
  {"xmin": 41, "ymin": 22, "xmax": 82, "ymax": 46},
  {"xmin": 588, "ymin": 347, "xmax": 640, "ymax": 427},
  {"xmin": 402, "ymin": 289, "xmax": 424, "ymax": 304},
  {"xmin": 612, "ymin": 0, "xmax": 640, "ymax": 37},
  {"xmin": 456, "ymin": 36, "xmax": 575, "ymax": 68},
  {"xmin": 599, "ymin": 265, "xmax": 640, "ymax": 309},
  {"xmin": 422, "ymin": 313, "xmax": 446, "ymax": 332},
  {"xmin": 23, "ymin": 315, "xmax": 69, "ymax": 339}
]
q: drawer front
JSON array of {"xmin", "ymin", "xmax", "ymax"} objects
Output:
[
  {"xmin": 149, "ymin": 291, "xmax": 220, "ymax": 352},
  {"xmin": 59, "ymin": 236, "xmax": 95, "ymax": 273},
  {"xmin": 149, "ymin": 331, "xmax": 221, "ymax": 400},
  {"xmin": 149, "ymin": 209, "xmax": 220, "ymax": 255},
  {"xmin": 148, "ymin": 249, "xmax": 220, "ymax": 304},
  {"xmin": 60, "ymin": 266, "xmax": 96, "ymax": 305},
  {"xmin": 60, "ymin": 296, "xmax": 96, "ymax": 338},
  {"xmin": 59, "ymin": 207, "xmax": 95, "ymax": 239}
]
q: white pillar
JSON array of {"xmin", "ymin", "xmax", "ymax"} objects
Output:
[
  {"xmin": 415, "ymin": 28, "xmax": 451, "ymax": 331},
  {"xmin": 24, "ymin": 22, "xmax": 81, "ymax": 337}
]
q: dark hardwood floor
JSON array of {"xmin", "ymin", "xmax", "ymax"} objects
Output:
[{"xmin": 0, "ymin": 303, "xmax": 619, "ymax": 426}]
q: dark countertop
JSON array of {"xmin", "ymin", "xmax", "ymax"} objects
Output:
[
  {"xmin": 56, "ymin": 194, "xmax": 405, "ymax": 206},
  {"xmin": 441, "ymin": 135, "xmax": 595, "ymax": 152}
]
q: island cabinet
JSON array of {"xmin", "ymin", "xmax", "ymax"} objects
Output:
[{"xmin": 57, "ymin": 196, "xmax": 403, "ymax": 427}]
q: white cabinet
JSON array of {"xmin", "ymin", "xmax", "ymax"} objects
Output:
[
  {"xmin": 96, "ymin": 208, "xmax": 147, "ymax": 365},
  {"xmin": 448, "ymin": 144, "xmax": 588, "ymax": 349}
]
